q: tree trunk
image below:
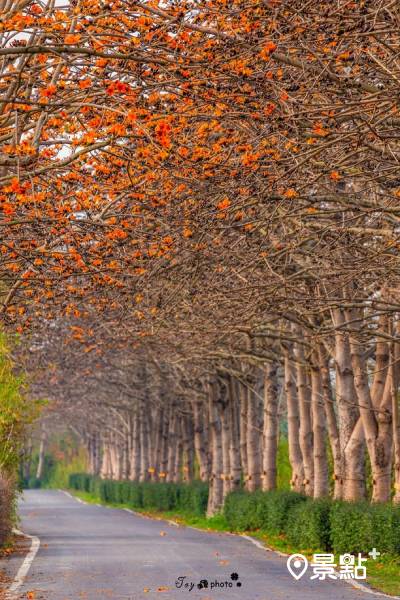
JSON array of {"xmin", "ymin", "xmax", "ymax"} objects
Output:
[
  {"xmin": 284, "ymin": 351, "xmax": 304, "ymax": 492},
  {"xmin": 217, "ymin": 380, "xmax": 232, "ymax": 498},
  {"xmin": 109, "ymin": 437, "xmax": 121, "ymax": 480},
  {"xmin": 347, "ymin": 310, "xmax": 393, "ymax": 503},
  {"xmin": 333, "ymin": 308, "xmax": 366, "ymax": 501},
  {"xmin": 166, "ymin": 407, "xmax": 178, "ymax": 483},
  {"xmin": 36, "ymin": 426, "xmax": 46, "ymax": 480},
  {"xmin": 159, "ymin": 408, "xmax": 169, "ymax": 481},
  {"xmin": 228, "ymin": 377, "xmax": 242, "ymax": 491},
  {"xmin": 293, "ymin": 334, "xmax": 314, "ymax": 496},
  {"xmin": 207, "ymin": 381, "xmax": 224, "ymax": 516},
  {"xmin": 262, "ymin": 362, "xmax": 279, "ymax": 491},
  {"xmin": 246, "ymin": 381, "xmax": 262, "ymax": 491},
  {"xmin": 192, "ymin": 399, "xmax": 209, "ymax": 481},
  {"xmin": 310, "ymin": 351, "xmax": 328, "ymax": 498},
  {"xmin": 129, "ymin": 409, "xmax": 141, "ymax": 481},
  {"xmin": 173, "ymin": 417, "xmax": 183, "ymax": 483},
  {"xmin": 392, "ymin": 332, "xmax": 400, "ymax": 504},
  {"xmin": 239, "ymin": 381, "xmax": 248, "ymax": 481},
  {"xmin": 100, "ymin": 441, "xmax": 112, "ymax": 479},
  {"xmin": 182, "ymin": 415, "xmax": 194, "ymax": 482},
  {"xmin": 121, "ymin": 427, "xmax": 130, "ymax": 480},
  {"xmin": 318, "ymin": 345, "xmax": 342, "ymax": 499},
  {"xmin": 153, "ymin": 407, "xmax": 164, "ymax": 482},
  {"xmin": 139, "ymin": 405, "xmax": 150, "ymax": 482}
]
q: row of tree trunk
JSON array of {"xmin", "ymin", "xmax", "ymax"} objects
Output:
[{"xmin": 81, "ymin": 313, "xmax": 400, "ymax": 515}]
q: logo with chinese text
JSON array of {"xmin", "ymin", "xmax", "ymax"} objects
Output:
[{"xmin": 287, "ymin": 549, "xmax": 380, "ymax": 581}]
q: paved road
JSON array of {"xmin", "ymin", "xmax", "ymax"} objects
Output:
[{"xmin": 5, "ymin": 490, "xmax": 370, "ymax": 600}]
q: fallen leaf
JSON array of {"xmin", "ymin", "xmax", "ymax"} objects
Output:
[
  {"xmin": 219, "ymin": 560, "xmax": 229, "ymax": 566},
  {"xmin": 27, "ymin": 593, "xmax": 35, "ymax": 600},
  {"xmin": 157, "ymin": 586, "xmax": 169, "ymax": 592},
  {"xmin": 143, "ymin": 588, "xmax": 150, "ymax": 593},
  {"xmin": 159, "ymin": 531, "xmax": 167, "ymax": 536}
]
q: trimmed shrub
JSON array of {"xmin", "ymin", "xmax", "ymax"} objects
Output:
[
  {"xmin": 127, "ymin": 482, "xmax": 143, "ymax": 507},
  {"xmin": 224, "ymin": 489, "xmax": 306, "ymax": 533},
  {"xmin": 286, "ymin": 498, "xmax": 332, "ymax": 550},
  {"xmin": 330, "ymin": 501, "xmax": 400, "ymax": 554},
  {"xmin": 369, "ymin": 502, "xmax": 400, "ymax": 554},
  {"xmin": 178, "ymin": 482, "xmax": 209, "ymax": 516},
  {"xmin": 330, "ymin": 501, "xmax": 373, "ymax": 553},
  {"xmin": 68, "ymin": 474, "xmax": 208, "ymax": 515},
  {"xmin": 224, "ymin": 490, "xmax": 262, "ymax": 531},
  {"xmin": 141, "ymin": 482, "xmax": 176, "ymax": 510},
  {"xmin": 260, "ymin": 490, "xmax": 306, "ymax": 534}
]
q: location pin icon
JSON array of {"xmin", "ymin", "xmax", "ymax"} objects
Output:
[{"xmin": 287, "ymin": 554, "xmax": 308, "ymax": 580}]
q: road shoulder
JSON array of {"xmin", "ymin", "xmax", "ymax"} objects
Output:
[{"xmin": 0, "ymin": 533, "xmax": 32, "ymax": 599}]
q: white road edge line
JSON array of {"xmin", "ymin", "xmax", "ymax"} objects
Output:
[
  {"xmin": 59, "ymin": 489, "xmax": 87, "ymax": 504},
  {"xmin": 241, "ymin": 534, "xmax": 287, "ymax": 557},
  {"xmin": 122, "ymin": 507, "xmax": 179, "ymax": 528},
  {"xmin": 241, "ymin": 534, "xmax": 400, "ymax": 600},
  {"xmin": 167, "ymin": 520, "xmax": 179, "ymax": 528},
  {"xmin": 6, "ymin": 529, "xmax": 40, "ymax": 600}
]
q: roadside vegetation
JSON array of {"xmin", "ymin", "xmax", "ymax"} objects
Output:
[
  {"xmin": 68, "ymin": 472, "xmax": 400, "ymax": 596},
  {"xmin": 0, "ymin": 332, "xmax": 38, "ymax": 547},
  {"xmin": 21, "ymin": 434, "xmax": 87, "ymax": 491}
]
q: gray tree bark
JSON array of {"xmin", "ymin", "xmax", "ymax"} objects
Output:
[
  {"xmin": 262, "ymin": 362, "xmax": 279, "ymax": 491},
  {"xmin": 207, "ymin": 380, "xmax": 224, "ymax": 516},
  {"xmin": 246, "ymin": 378, "xmax": 262, "ymax": 492},
  {"xmin": 293, "ymin": 333, "xmax": 314, "ymax": 496},
  {"xmin": 284, "ymin": 351, "xmax": 304, "ymax": 493},
  {"xmin": 310, "ymin": 351, "xmax": 328, "ymax": 498}
]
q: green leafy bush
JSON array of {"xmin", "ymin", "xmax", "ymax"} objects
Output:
[
  {"xmin": 178, "ymin": 481, "xmax": 209, "ymax": 516},
  {"xmin": 68, "ymin": 473, "xmax": 208, "ymax": 515},
  {"xmin": 224, "ymin": 490, "xmax": 260, "ymax": 531},
  {"xmin": 69, "ymin": 473, "xmax": 92, "ymax": 493},
  {"xmin": 261, "ymin": 490, "xmax": 307, "ymax": 534},
  {"xmin": 330, "ymin": 501, "xmax": 400, "ymax": 554},
  {"xmin": 370, "ymin": 503, "xmax": 400, "ymax": 554},
  {"xmin": 0, "ymin": 331, "xmax": 41, "ymax": 546},
  {"xmin": 286, "ymin": 498, "xmax": 332, "ymax": 550},
  {"xmin": 224, "ymin": 489, "xmax": 306, "ymax": 533}
]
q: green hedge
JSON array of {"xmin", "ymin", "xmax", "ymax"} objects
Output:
[
  {"xmin": 224, "ymin": 489, "xmax": 306, "ymax": 533},
  {"xmin": 286, "ymin": 498, "xmax": 331, "ymax": 550},
  {"xmin": 224, "ymin": 489, "xmax": 400, "ymax": 555},
  {"xmin": 69, "ymin": 473, "xmax": 208, "ymax": 516},
  {"xmin": 330, "ymin": 501, "xmax": 400, "ymax": 554}
]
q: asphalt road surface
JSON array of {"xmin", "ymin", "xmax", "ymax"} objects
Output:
[{"xmin": 5, "ymin": 489, "xmax": 372, "ymax": 600}]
